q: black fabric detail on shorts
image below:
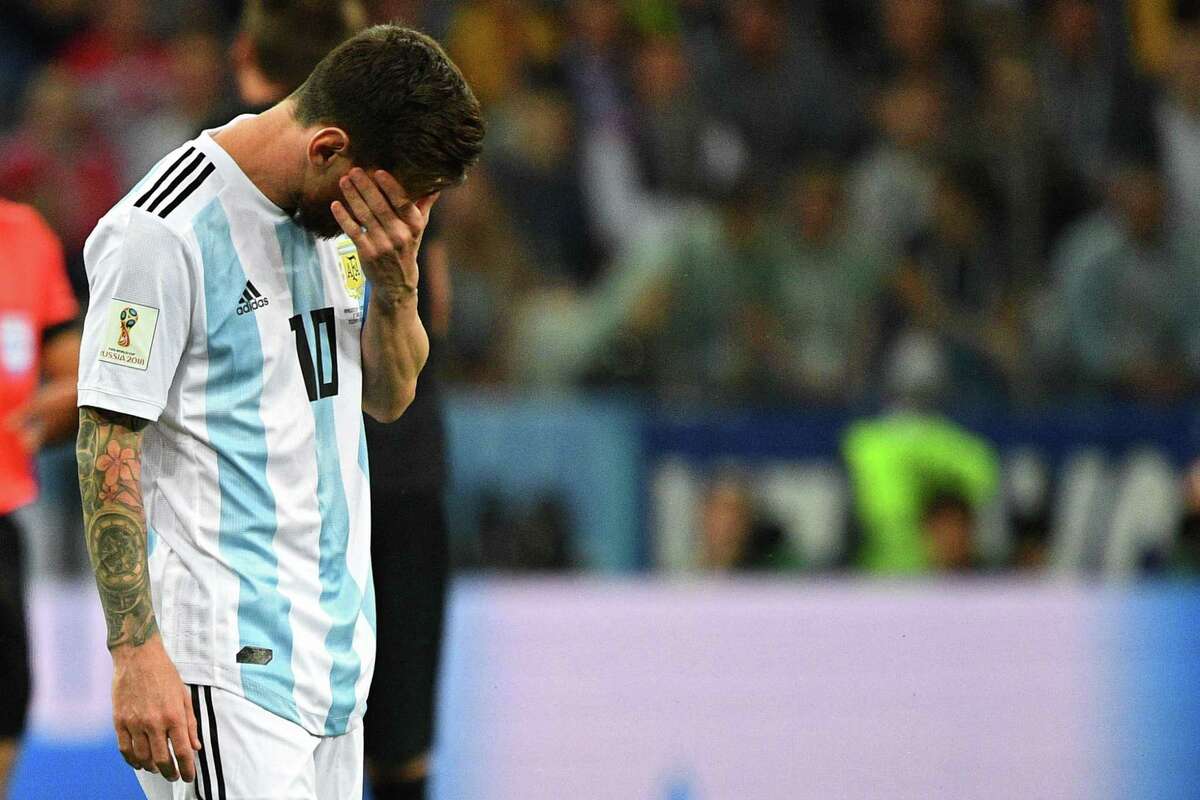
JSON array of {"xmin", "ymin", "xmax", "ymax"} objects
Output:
[
  {"xmin": 158, "ymin": 163, "xmax": 215, "ymax": 219},
  {"xmin": 203, "ymin": 685, "xmax": 228, "ymax": 800},
  {"xmin": 190, "ymin": 685, "xmax": 210, "ymax": 800},
  {"xmin": 134, "ymin": 147, "xmax": 195, "ymax": 209},
  {"xmin": 146, "ymin": 152, "xmax": 205, "ymax": 214},
  {"xmin": 0, "ymin": 515, "xmax": 30, "ymax": 739}
]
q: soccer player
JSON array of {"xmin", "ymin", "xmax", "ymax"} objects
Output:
[
  {"xmin": 75, "ymin": 25, "xmax": 483, "ymax": 800},
  {"xmin": 0, "ymin": 198, "xmax": 80, "ymax": 796}
]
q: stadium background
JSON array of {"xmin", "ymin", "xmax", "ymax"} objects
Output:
[{"xmin": 3, "ymin": 0, "xmax": 1200, "ymax": 797}]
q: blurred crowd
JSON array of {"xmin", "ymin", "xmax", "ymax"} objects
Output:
[{"xmin": 7, "ymin": 0, "xmax": 1200, "ymax": 408}]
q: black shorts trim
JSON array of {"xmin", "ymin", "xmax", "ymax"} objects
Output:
[{"xmin": 190, "ymin": 685, "xmax": 227, "ymax": 800}]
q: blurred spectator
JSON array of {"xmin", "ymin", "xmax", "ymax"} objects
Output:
[
  {"xmin": 887, "ymin": 161, "xmax": 1022, "ymax": 402},
  {"xmin": 866, "ymin": 0, "xmax": 980, "ymax": 104},
  {"xmin": 509, "ymin": 184, "xmax": 788, "ymax": 398},
  {"xmin": 843, "ymin": 332, "xmax": 1001, "ymax": 573},
  {"xmin": 563, "ymin": 0, "xmax": 629, "ymax": 133},
  {"xmin": 1005, "ymin": 449, "xmax": 1054, "ymax": 571},
  {"xmin": 1048, "ymin": 165, "xmax": 1200, "ymax": 400},
  {"xmin": 56, "ymin": 0, "xmax": 175, "ymax": 151},
  {"xmin": 473, "ymin": 491, "xmax": 576, "ymax": 571},
  {"xmin": 754, "ymin": 163, "xmax": 888, "ymax": 404},
  {"xmin": 1154, "ymin": 17, "xmax": 1200, "ymax": 230},
  {"xmin": 563, "ymin": 0, "xmax": 645, "ymax": 251},
  {"xmin": 1170, "ymin": 461, "xmax": 1200, "ymax": 575},
  {"xmin": 699, "ymin": 472, "xmax": 798, "ymax": 571},
  {"xmin": 1032, "ymin": 0, "xmax": 1154, "ymax": 199},
  {"xmin": 637, "ymin": 188, "xmax": 790, "ymax": 403},
  {"xmin": 692, "ymin": 0, "xmax": 862, "ymax": 181},
  {"xmin": 849, "ymin": 75, "xmax": 947, "ymax": 255},
  {"xmin": 444, "ymin": 0, "xmax": 559, "ymax": 109},
  {"xmin": 974, "ymin": 50, "xmax": 1054, "ymax": 282},
  {"xmin": 0, "ymin": 0, "xmax": 89, "ymax": 128},
  {"xmin": 438, "ymin": 166, "xmax": 538, "ymax": 385},
  {"xmin": 630, "ymin": 33, "xmax": 709, "ymax": 199},
  {"xmin": 487, "ymin": 87, "xmax": 602, "ymax": 284},
  {"xmin": 0, "ymin": 65, "xmax": 122, "ymax": 282},
  {"xmin": 920, "ymin": 491, "xmax": 978, "ymax": 572},
  {"xmin": 122, "ymin": 27, "xmax": 229, "ymax": 182}
]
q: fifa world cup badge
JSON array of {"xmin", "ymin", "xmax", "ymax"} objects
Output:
[{"xmin": 98, "ymin": 299, "xmax": 159, "ymax": 371}]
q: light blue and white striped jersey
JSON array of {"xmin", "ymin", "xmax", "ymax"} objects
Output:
[{"xmin": 78, "ymin": 122, "xmax": 376, "ymax": 736}]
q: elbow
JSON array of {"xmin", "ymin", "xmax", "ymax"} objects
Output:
[{"xmin": 365, "ymin": 382, "xmax": 416, "ymax": 423}]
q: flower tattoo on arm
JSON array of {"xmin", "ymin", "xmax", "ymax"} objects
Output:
[{"xmin": 77, "ymin": 406, "xmax": 156, "ymax": 650}]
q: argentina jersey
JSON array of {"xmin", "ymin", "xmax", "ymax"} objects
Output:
[{"xmin": 78, "ymin": 120, "xmax": 377, "ymax": 736}]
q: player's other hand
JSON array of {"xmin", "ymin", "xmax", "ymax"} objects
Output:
[
  {"xmin": 111, "ymin": 634, "xmax": 201, "ymax": 782},
  {"xmin": 331, "ymin": 168, "xmax": 438, "ymax": 306}
]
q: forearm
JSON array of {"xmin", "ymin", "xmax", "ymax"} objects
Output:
[
  {"xmin": 38, "ymin": 329, "xmax": 81, "ymax": 445},
  {"xmin": 360, "ymin": 289, "xmax": 429, "ymax": 422},
  {"xmin": 76, "ymin": 406, "xmax": 157, "ymax": 650}
]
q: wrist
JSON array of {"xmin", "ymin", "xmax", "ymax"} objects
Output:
[
  {"xmin": 108, "ymin": 625, "xmax": 160, "ymax": 659},
  {"xmin": 371, "ymin": 285, "xmax": 419, "ymax": 314}
]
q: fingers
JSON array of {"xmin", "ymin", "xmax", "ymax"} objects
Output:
[
  {"xmin": 116, "ymin": 726, "xmax": 138, "ymax": 768},
  {"xmin": 349, "ymin": 169, "xmax": 402, "ymax": 228},
  {"xmin": 373, "ymin": 171, "xmax": 423, "ymax": 230},
  {"xmin": 168, "ymin": 721, "xmax": 197, "ymax": 783},
  {"xmin": 338, "ymin": 174, "xmax": 381, "ymax": 233},
  {"xmin": 186, "ymin": 687, "xmax": 202, "ymax": 752},
  {"xmin": 131, "ymin": 730, "xmax": 155, "ymax": 772},
  {"xmin": 414, "ymin": 190, "xmax": 440, "ymax": 220},
  {"xmin": 373, "ymin": 170, "xmax": 413, "ymax": 214},
  {"xmin": 340, "ymin": 175, "xmax": 395, "ymax": 256},
  {"xmin": 150, "ymin": 728, "xmax": 180, "ymax": 781},
  {"xmin": 332, "ymin": 201, "xmax": 372, "ymax": 256}
]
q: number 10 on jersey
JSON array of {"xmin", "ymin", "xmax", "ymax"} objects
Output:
[{"xmin": 290, "ymin": 307, "xmax": 339, "ymax": 401}]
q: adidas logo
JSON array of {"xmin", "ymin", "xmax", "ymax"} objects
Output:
[{"xmin": 236, "ymin": 281, "xmax": 269, "ymax": 315}]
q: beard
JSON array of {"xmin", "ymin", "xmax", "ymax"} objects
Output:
[{"xmin": 291, "ymin": 193, "xmax": 347, "ymax": 240}]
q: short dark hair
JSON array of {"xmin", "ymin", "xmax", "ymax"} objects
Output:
[
  {"xmin": 293, "ymin": 25, "xmax": 485, "ymax": 197},
  {"xmin": 242, "ymin": 0, "xmax": 365, "ymax": 92}
]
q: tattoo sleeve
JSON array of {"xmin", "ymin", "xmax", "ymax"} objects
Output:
[{"xmin": 77, "ymin": 406, "xmax": 157, "ymax": 650}]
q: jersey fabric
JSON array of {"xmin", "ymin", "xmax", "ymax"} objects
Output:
[
  {"xmin": 77, "ymin": 122, "xmax": 376, "ymax": 737},
  {"xmin": 0, "ymin": 200, "xmax": 78, "ymax": 515}
]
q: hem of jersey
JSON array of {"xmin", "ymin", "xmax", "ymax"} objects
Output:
[
  {"xmin": 174, "ymin": 660, "xmax": 364, "ymax": 738},
  {"xmin": 77, "ymin": 387, "xmax": 165, "ymax": 421}
]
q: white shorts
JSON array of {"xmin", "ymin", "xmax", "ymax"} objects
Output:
[{"xmin": 136, "ymin": 685, "xmax": 363, "ymax": 800}]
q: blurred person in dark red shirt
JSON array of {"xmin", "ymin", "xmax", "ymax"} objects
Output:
[
  {"xmin": 0, "ymin": 198, "xmax": 81, "ymax": 795},
  {"xmin": 56, "ymin": 0, "xmax": 172, "ymax": 114},
  {"xmin": 0, "ymin": 65, "xmax": 122, "ymax": 267}
]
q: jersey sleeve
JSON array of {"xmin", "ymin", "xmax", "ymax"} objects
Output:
[{"xmin": 77, "ymin": 209, "xmax": 195, "ymax": 422}]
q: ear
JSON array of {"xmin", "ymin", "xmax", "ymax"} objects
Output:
[{"xmin": 307, "ymin": 127, "xmax": 351, "ymax": 170}]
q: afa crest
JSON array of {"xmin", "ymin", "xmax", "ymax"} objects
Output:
[{"xmin": 336, "ymin": 236, "xmax": 365, "ymax": 300}]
